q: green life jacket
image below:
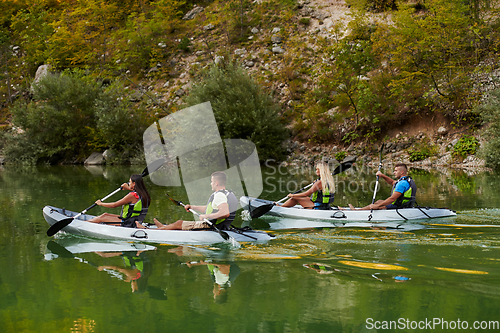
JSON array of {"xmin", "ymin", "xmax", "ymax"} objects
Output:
[
  {"xmin": 391, "ymin": 176, "xmax": 417, "ymax": 208},
  {"xmin": 311, "ymin": 181, "xmax": 334, "ymax": 204},
  {"xmin": 205, "ymin": 190, "xmax": 238, "ymax": 230},
  {"xmin": 120, "ymin": 192, "xmax": 143, "ymax": 220}
]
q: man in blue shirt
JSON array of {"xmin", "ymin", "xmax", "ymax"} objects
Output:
[{"xmin": 349, "ymin": 163, "xmax": 417, "ymax": 210}]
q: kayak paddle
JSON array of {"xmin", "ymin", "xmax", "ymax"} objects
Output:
[
  {"xmin": 367, "ymin": 144, "xmax": 384, "ymax": 221},
  {"xmin": 46, "ymin": 158, "xmax": 166, "ymax": 237},
  {"xmin": 248, "ymin": 156, "xmax": 357, "ymax": 219},
  {"xmin": 165, "ymin": 193, "xmax": 240, "ymax": 246}
]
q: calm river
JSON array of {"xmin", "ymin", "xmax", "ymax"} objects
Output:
[{"xmin": 0, "ymin": 163, "xmax": 499, "ymax": 332}]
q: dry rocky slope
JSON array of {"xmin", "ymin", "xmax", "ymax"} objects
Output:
[{"xmin": 111, "ymin": 2, "xmax": 490, "ymax": 169}]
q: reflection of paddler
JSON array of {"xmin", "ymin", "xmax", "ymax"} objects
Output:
[
  {"xmin": 185, "ymin": 260, "xmax": 240, "ymax": 303},
  {"xmin": 96, "ymin": 251, "xmax": 151, "ymax": 293}
]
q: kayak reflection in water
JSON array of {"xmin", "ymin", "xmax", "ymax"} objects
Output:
[
  {"xmin": 278, "ymin": 161, "xmax": 338, "ymax": 210},
  {"xmin": 95, "ymin": 251, "xmax": 152, "ymax": 293},
  {"xmin": 185, "ymin": 260, "xmax": 240, "ymax": 303}
]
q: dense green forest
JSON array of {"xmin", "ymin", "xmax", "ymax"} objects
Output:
[{"xmin": 0, "ymin": 0, "xmax": 500, "ymax": 165}]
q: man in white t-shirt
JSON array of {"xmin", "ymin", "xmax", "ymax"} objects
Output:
[{"xmin": 148, "ymin": 171, "xmax": 236, "ymax": 230}]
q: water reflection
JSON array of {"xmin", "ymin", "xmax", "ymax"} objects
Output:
[
  {"xmin": 302, "ymin": 262, "xmax": 412, "ymax": 283},
  {"xmin": 266, "ymin": 217, "xmax": 429, "ymax": 231},
  {"xmin": 94, "ymin": 251, "xmax": 152, "ymax": 293},
  {"xmin": 1, "ymin": 165, "xmax": 499, "ymax": 332},
  {"xmin": 45, "ymin": 238, "xmax": 168, "ymax": 299},
  {"xmin": 169, "ymin": 246, "xmax": 240, "ymax": 303}
]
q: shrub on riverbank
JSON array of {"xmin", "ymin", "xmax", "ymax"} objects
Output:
[
  {"xmin": 478, "ymin": 88, "xmax": 500, "ymax": 171},
  {"xmin": 452, "ymin": 135, "xmax": 479, "ymax": 159},
  {"xmin": 2, "ymin": 72, "xmax": 150, "ymax": 164},
  {"xmin": 183, "ymin": 61, "xmax": 289, "ymax": 162}
]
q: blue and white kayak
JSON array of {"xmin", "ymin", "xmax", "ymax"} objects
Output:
[
  {"xmin": 240, "ymin": 196, "xmax": 456, "ymax": 222},
  {"xmin": 43, "ymin": 205, "xmax": 274, "ymax": 245}
]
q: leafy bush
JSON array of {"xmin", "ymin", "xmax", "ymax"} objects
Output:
[
  {"xmin": 408, "ymin": 149, "xmax": 430, "ymax": 162},
  {"xmin": 478, "ymin": 88, "xmax": 500, "ymax": 170},
  {"xmin": 3, "ymin": 72, "xmax": 150, "ymax": 164},
  {"xmin": 183, "ymin": 61, "xmax": 289, "ymax": 162},
  {"xmin": 5, "ymin": 72, "xmax": 102, "ymax": 163},
  {"xmin": 335, "ymin": 151, "xmax": 347, "ymax": 162},
  {"xmin": 299, "ymin": 18, "xmax": 311, "ymax": 26},
  {"xmin": 94, "ymin": 81, "xmax": 151, "ymax": 162},
  {"xmin": 407, "ymin": 140, "xmax": 438, "ymax": 162},
  {"xmin": 178, "ymin": 37, "xmax": 191, "ymax": 52},
  {"xmin": 452, "ymin": 135, "xmax": 479, "ymax": 159},
  {"xmin": 366, "ymin": 0, "xmax": 397, "ymax": 12}
]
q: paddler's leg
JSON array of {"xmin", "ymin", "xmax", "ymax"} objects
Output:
[
  {"xmin": 88, "ymin": 213, "xmax": 121, "ymax": 223},
  {"xmin": 153, "ymin": 218, "xmax": 164, "ymax": 228},
  {"xmin": 280, "ymin": 196, "xmax": 314, "ymax": 209},
  {"xmin": 151, "ymin": 219, "xmax": 184, "ymax": 230}
]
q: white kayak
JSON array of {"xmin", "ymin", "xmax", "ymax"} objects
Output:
[
  {"xmin": 240, "ymin": 196, "xmax": 457, "ymax": 222},
  {"xmin": 43, "ymin": 205, "xmax": 274, "ymax": 245}
]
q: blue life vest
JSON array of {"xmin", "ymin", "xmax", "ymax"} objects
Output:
[{"xmin": 391, "ymin": 176, "xmax": 417, "ymax": 208}]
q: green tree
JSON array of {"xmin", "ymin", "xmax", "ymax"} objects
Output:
[
  {"xmin": 0, "ymin": 28, "xmax": 14, "ymax": 107},
  {"xmin": 94, "ymin": 81, "xmax": 151, "ymax": 161},
  {"xmin": 46, "ymin": 0, "xmax": 122, "ymax": 69},
  {"xmin": 10, "ymin": 3, "xmax": 57, "ymax": 77},
  {"xmin": 5, "ymin": 72, "xmax": 102, "ymax": 163},
  {"xmin": 112, "ymin": 0, "xmax": 184, "ymax": 72},
  {"xmin": 478, "ymin": 88, "xmax": 500, "ymax": 170},
  {"xmin": 183, "ymin": 61, "xmax": 289, "ymax": 162},
  {"xmin": 320, "ymin": 38, "xmax": 375, "ymax": 126},
  {"xmin": 3, "ymin": 72, "xmax": 149, "ymax": 164},
  {"xmin": 371, "ymin": 0, "xmax": 483, "ymax": 117}
]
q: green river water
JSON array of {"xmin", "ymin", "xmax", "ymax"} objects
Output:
[{"xmin": 0, "ymin": 163, "xmax": 499, "ymax": 332}]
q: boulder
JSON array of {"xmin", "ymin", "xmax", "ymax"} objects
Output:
[
  {"xmin": 182, "ymin": 6, "xmax": 204, "ymax": 20},
  {"xmin": 85, "ymin": 152, "xmax": 105, "ymax": 165},
  {"xmin": 271, "ymin": 36, "xmax": 282, "ymax": 43},
  {"xmin": 272, "ymin": 46, "xmax": 285, "ymax": 54},
  {"xmin": 203, "ymin": 24, "xmax": 215, "ymax": 31},
  {"xmin": 103, "ymin": 149, "xmax": 116, "ymax": 162},
  {"xmin": 437, "ymin": 126, "xmax": 448, "ymax": 136},
  {"xmin": 31, "ymin": 65, "xmax": 52, "ymax": 92}
]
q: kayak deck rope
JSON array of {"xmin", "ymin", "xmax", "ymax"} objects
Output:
[
  {"xmin": 132, "ymin": 230, "xmax": 148, "ymax": 239},
  {"xmin": 395, "ymin": 209, "xmax": 408, "ymax": 221},
  {"xmin": 331, "ymin": 211, "xmax": 347, "ymax": 219}
]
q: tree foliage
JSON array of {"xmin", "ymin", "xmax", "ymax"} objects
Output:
[
  {"xmin": 478, "ymin": 88, "xmax": 500, "ymax": 170},
  {"xmin": 1, "ymin": 0, "xmax": 500, "ymax": 162},
  {"xmin": 183, "ymin": 61, "xmax": 289, "ymax": 162},
  {"xmin": 371, "ymin": 0, "xmax": 490, "ymax": 118},
  {"xmin": 3, "ymin": 72, "xmax": 150, "ymax": 164}
]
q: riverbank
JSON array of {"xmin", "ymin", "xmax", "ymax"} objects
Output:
[{"xmin": 283, "ymin": 126, "xmax": 489, "ymax": 173}]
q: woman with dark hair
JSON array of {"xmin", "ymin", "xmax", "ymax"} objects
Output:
[{"xmin": 88, "ymin": 174, "xmax": 151, "ymax": 227}]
